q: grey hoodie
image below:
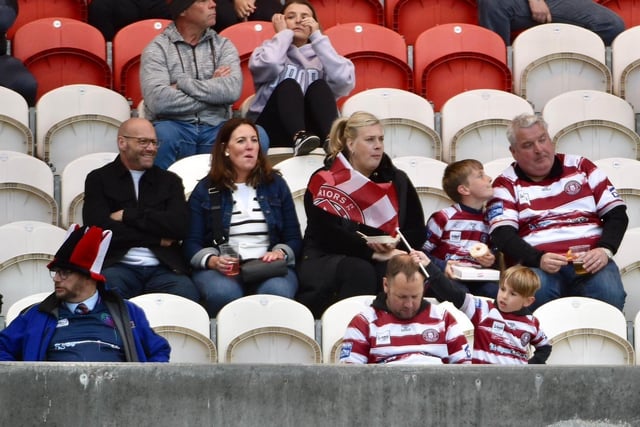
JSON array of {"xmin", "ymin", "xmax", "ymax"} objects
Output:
[{"xmin": 140, "ymin": 22, "xmax": 241, "ymax": 126}]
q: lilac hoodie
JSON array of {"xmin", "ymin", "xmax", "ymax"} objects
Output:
[{"xmin": 247, "ymin": 28, "xmax": 355, "ymax": 120}]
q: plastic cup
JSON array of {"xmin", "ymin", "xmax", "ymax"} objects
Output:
[
  {"xmin": 220, "ymin": 243, "xmax": 240, "ymax": 276},
  {"xmin": 569, "ymin": 244, "xmax": 590, "ymax": 275}
]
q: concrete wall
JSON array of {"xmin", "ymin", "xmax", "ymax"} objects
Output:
[{"xmin": 0, "ymin": 364, "xmax": 638, "ymax": 427}]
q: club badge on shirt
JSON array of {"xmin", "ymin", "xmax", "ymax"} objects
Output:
[{"xmin": 421, "ymin": 329, "xmax": 440, "ymax": 343}]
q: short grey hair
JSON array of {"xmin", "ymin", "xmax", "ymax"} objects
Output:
[{"xmin": 506, "ymin": 114, "xmax": 548, "ymax": 146}]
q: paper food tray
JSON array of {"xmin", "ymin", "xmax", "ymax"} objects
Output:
[
  {"xmin": 360, "ymin": 235, "xmax": 400, "ymax": 245},
  {"xmin": 451, "ymin": 266, "xmax": 500, "ymax": 281}
]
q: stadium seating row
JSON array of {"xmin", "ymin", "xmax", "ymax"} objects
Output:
[
  {"xmin": 2, "ymin": 287, "xmax": 638, "ymax": 365},
  {"xmin": 0, "ymin": 113, "xmax": 640, "ymax": 229},
  {"xmin": 8, "ymin": 16, "xmax": 640, "ymax": 115},
  {"xmin": 3, "ymin": 83, "xmax": 638, "ymax": 180},
  {"xmin": 8, "ymin": 0, "xmax": 640, "ymax": 45}
]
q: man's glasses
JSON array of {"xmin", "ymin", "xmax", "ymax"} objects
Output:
[
  {"xmin": 121, "ymin": 135, "xmax": 159, "ymax": 147},
  {"xmin": 49, "ymin": 269, "xmax": 73, "ymax": 280}
]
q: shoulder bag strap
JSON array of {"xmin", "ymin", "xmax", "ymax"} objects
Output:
[{"xmin": 208, "ymin": 186, "xmax": 227, "ymax": 246}]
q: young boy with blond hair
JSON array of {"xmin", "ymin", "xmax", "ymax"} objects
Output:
[
  {"xmin": 412, "ymin": 250, "xmax": 551, "ymax": 364},
  {"xmin": 422, "ymin": 159, "xmax": 498, "ymax": 298}
]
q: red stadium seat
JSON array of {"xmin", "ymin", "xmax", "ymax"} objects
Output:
[
  {"xmin": 413, "ymin": 23, "xmax": 511, "ymax": 111},
  {"xmin": 12, "ymin": 17, "xmax": 110, "ymax": 101},
  {"xmin": 6, "ymin": 0, "xmax": 86, "ymax": 40},
  {"xmin": 385, "ymin": 0, "xmax": 478, "ymax": 46},
  {"xmin": 600, "ymin": 0, "xmax": 640, "ymax": 29},
  {"xmin": 312, "ymin": 0, "xmax": 384, "ymax": 28},
  {"xmin": 220, "ymin": 21, "xmax": 276, "ymax": 111},
  {"xmin": 112, "ymin": 19, "xmax": 171, "ymax": 107},
  {"xmin": 325, "ymin": 23, "xmax": 412, "ymax": 105}
]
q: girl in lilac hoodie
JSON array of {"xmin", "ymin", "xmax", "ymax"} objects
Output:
[{"xmin": 247, "ymin": 0, "xmax": 355, "ymax": 156}]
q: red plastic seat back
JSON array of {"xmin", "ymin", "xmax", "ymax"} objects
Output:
[
  {"xmin": 7, "ymin": 0, "xmax": 86, "ymax": 40},
  {"xmin": 13, "ymin": 17, "xmax": 110, "ymax": 101},
  {"xmin": 112, "ymin": 19, "xmax": 172, "ymax": 106},
  {"xmin": 385, "ymin": 0, "xmax": 478, "ymax": 45},
  {"xmin": 325, "ymin": 23, "xmax": 412, "ymax": 105},
  {"xmin": 220, "ymin": 21, "xmax": 276, "ymax": 111},
  {"xmin": 414, "ymin": 23, "xmax": 511, "ymax": 111},
  {"xmin": 312, "ymin": 0, "xmax": 384, "ymax": 28}
]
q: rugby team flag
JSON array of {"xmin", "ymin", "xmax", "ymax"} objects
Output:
[{"xmin": 308, "ymin": 153, "xmax": 399, "ymax": 236}]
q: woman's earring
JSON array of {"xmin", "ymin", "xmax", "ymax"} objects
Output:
[{"xmin": 225, "ymin": 151, "xmax": 230, "ymax": 157}]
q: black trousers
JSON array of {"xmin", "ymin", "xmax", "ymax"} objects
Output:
[
  {"xmin": 0, "ymin": 55, "xmax": 37, "ymax": 106},
  {"xmin": 88, "ymin": 0, "xmax": 170, "ymax": 41},
  {"xmin": 213, "ymin": 0, "xmax": 282, "ymax": 33},
  {"xmin": 256, "ymin": 78, "xmax": 339, "ymax": 148}
]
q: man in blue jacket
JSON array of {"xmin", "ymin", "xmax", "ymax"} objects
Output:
[{"xmin": 0, "ymin": 224, "xmax": 170, "ymax": 362}]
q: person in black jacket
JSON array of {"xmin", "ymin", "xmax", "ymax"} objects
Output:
[
  {"xmin": 296, "ymin": 111, "xmax": 426, "ymax": 318},
  {"xmin": 83, "ymin": 117, "xmax": 200, "ymax": 302},
  {"xmin": 88, "ymin": 0, "xmax": 171, "ymax": 41},
  {"xmin": 0, "ymin": 0, "xmax": 37, "ymax": 105}
]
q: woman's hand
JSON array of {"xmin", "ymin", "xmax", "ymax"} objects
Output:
[
  {"xmin": 301, "ymin": 16, "xmax": 319, "ymax": 34},
  {"xmin": 372, "ymin": 248, "xmax": 406, "ymax": 262},
  {"xmin": 234, "ymin": 0, "xmax": 256, "ymax": 20},
  {"xmin": 261, "ymin": 250, "xmax": 286, "ymax": 262},
  {"xmin": 367, "ymin": 241, "xmax": 397, "ymax": 254},
  {"xmin": 272, "ymin": 13, "xmax": 287, "ymax": 32}
]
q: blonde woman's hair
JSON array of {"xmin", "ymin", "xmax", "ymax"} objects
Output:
[{"xmin": 326, "ymin": 111, "xmax": 381, "ymax": 160}]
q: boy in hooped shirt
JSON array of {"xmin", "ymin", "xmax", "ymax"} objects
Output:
[
  {"xmin": 422, "ymin": 159, "xmax": 498, "ymax": 298},
  {"xmin": 411, "ymin": 250, "xmax": 551, "ymax": 364}
]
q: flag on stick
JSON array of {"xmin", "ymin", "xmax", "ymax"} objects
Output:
[{"xmin": 308, "ymin": 153, "xmax": 399, "ymax": 236}]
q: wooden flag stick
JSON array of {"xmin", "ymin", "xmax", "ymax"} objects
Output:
[{"xmin": 396, "ymin": 227, "xmax": 429, "ymax": 278}]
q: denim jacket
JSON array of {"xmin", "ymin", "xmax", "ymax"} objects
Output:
[{"xmin": 184, "ymin": 174, "xmax": 302, "ymax": 269}]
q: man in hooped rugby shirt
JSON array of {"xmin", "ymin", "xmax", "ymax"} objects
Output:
[
  {"xmin": 339, "ymin": 253, "xmax": 471, "ymax": 365},
  {"xmin": 487, "ymin": 113, "xmax": 628, "ymax": 312}
]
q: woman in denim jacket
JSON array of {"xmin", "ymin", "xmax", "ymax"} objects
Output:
[{"xmin": 184, "ymin": 118, "xmax": 302, "ymax": 317}]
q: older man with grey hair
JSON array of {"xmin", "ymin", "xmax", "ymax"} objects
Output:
[{"xmin": 486, "ymin": 113, "xmax": 628, "ymax": 311}]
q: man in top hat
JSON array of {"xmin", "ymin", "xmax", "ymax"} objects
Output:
[
  {"xmin": 0, "ymin": 225, "xmax": 170, "ymax": 362},
  {"xmin": 140, "ymin": 0, "xmax": 269, "ymax": 169}
]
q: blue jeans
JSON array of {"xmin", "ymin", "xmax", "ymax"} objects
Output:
[
  {"xmin": 153, "ymin": 120, "xmax": 270, "ymax": 169},
  {"xmin": 529, "ymin": 261, "xmax": 626, "ymax": 311},
  {"xmin": 103, "ymin": 263, "xmax": 200, "ymax": 302},
  {"xmin": 192, "ymin": 267, "xmax": 299, "ymax": 317},
  {"xmin": 477, "ymin": 0, "xmax": 625, "ymax": 45}
]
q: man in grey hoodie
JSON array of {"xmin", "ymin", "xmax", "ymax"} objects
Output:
[{"xmin": 140, "ymin": 0, "xmax": 269, "ymax": 169}]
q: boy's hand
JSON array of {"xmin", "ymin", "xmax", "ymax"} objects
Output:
[
  {"xmin": 409, "ymin": 250, "xmax": 431, "ymax": 267},
  {"xmin": 444, "ymin": 260, "xmax": 459, "ymax": 279},
  {"xmin": 475, "ymin": 252, "xmax": 496, "ymax": 268}
]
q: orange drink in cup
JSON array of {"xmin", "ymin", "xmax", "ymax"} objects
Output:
[{"xmin": 568, "ymin": 244, "xmax": 590, "ymax": 275}]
